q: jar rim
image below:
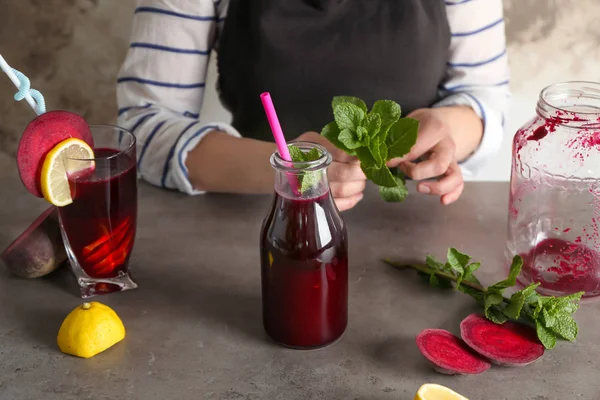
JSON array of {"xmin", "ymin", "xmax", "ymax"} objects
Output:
[
  {"xmin": 270, "ymin": 141, "xmax": 333, "ymax": 172},
  {"xmin": 538, "ymin": 81, "xmax": 600, "ymax": 128}
]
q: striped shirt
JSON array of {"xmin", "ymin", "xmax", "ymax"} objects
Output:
[{"xmin": 117, "ymin": 0, "xmax": 510, "ymax": 195}]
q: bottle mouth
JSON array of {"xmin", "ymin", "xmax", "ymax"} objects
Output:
[
  {"xmin": 270, "ymin": 141, "xmax": 333, "ymax": 173},
  {"xmin": 537, "ymin": 81, "xmax": 600, "ymax": 129}
]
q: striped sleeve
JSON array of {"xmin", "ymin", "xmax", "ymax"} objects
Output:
[
  {"xmin": 436, "ymin": 0, "xmax": 511, "ymax": 177},
  {"xmin": 116, "ymin": 0, "xmax": 237, "ymax": 195}
]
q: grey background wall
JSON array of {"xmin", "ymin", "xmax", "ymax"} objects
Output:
[{"xmin": 1, "ymin": 0, "xmax": 599, "ymax": 181}]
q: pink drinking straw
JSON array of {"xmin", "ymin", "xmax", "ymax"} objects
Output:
[
  {"xmin": 260, "ymin": 92, "xmax": 292, "ymax": 160},
  {"xmin": 260, "ymin": 92, "xmax": 300, "ymax": 194}
]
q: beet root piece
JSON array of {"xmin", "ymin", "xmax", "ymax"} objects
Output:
[
  {"xmin": 1, "ymin": 207, "xmax": 66, "ymax": 278},
  {"xmin": 460, "ymin": 313, "xmax": 545, "ymax": 366},
  {"xmin": 17, "ymin": 110, "xmax": 94, "ymax": 197},
  {"xmin": 416, "ymin": 329, "xmax": 491, "ymax": 375}
]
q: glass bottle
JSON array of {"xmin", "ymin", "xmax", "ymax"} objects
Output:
[
  {"xmin": 506, "ymin": 81, "xmax": 600, "ymax": 297},
  {"xmin": 260, "ymin": 141, "xmax": 348, "ymax": 349}
]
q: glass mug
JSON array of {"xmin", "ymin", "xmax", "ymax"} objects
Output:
[{"xmin": 58, "ymin": 125, "xmax": 138, "ymax": 298}]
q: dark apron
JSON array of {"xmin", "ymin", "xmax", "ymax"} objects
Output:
[{"xmin": 216, "ymin": 0, "xmax": 450, "ymax": 142}]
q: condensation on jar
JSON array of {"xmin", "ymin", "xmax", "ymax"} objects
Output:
[{"xmin": 506, "ymin": 81, "xmax": 600, "ymax": 297}]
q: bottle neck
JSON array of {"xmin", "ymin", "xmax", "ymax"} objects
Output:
[
  {"xmin": 536, "ymin": 81, "xmax": 600, "ymax": 130},
  {"xmin": 270, "ymin": 141, "xmax": 332, "ymax": 200}
]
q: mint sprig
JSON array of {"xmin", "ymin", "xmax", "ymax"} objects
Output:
[
  {"xmin": 320, "ymin": 96, "xmax": 418, "ymax": 202},
  {"xmin": 287, "ymin": 144, "xmax": 323, "ymax": 194},
  {"xmin": 383, "ymin": 248, "xmax": 584, "ymax": 349}
]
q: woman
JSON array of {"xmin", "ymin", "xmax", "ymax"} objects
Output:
[{"xmin": 117, "ymin": 0, "xmax": 510, "ymax": 211}]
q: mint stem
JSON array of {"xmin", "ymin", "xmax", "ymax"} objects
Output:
[{"xmin": 383, "ymin": 259, "xmax": 486, "ymax": 292}]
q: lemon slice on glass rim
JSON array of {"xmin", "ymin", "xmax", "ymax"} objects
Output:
[
  {"xmin": 40, "ymin": 138, "xmax": 95, "ymax": 207},
  {"xmin": 415, "ymin": 383, "xmax": 468, "ymax": 400}
]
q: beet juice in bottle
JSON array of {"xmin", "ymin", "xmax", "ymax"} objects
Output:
[{"xmin": 260, "ymin": 141, "xmax": 348, "ymax": 349}]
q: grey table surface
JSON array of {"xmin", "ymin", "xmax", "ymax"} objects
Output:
[{"xmin": 1, "ymin": 154, "xmax": 600, "ymax": 400}]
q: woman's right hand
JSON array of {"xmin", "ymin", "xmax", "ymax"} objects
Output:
[{"xmin": 296, "ymin": 131, "xmax": 366, "ymax": 211}]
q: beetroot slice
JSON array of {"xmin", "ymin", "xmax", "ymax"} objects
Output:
[
  {"xmin": 416, "ymin": 329, "xmax": 491, "ymax": 375},
  {"xmin": 17, "ymin": 110, "xmax": 93, "ymax": 197},
  {"xmin": 1, "ymin": 206, "xmax": 66, "ymax": 278},
  {"xmin": 460, "ymin": 313, "xmax": 544, "ymax": 366}
]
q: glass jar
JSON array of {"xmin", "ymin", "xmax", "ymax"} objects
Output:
[
  {"xmin": 506, "ymin": 81, "xmax": 600, "ymax": 297},
  {"xmin": 260, "ymin": 141, "xmax": 348, "ymax": 349}
]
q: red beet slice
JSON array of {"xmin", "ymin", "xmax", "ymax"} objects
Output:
[
  {"xmin": 460, "ymin": 313, "xmax": 544, "ymax": 366},
  {"xmin": 17, "ymin": 110, "xmax": 93, "ymax": 197},
  {"xmin": 1, "ymin": 207, "xmax": 66, "ymax": 278},
  {"xmin": 416, "ymin": 329, "xmax": 491, "ymax": 375}
]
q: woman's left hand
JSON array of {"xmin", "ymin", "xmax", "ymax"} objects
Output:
[{"xmin": 387, "ymin": 108, "xmax": 464, "ymax": 205}]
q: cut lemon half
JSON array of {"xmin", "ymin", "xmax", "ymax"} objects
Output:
[
  {"xmin": 40, "ymin": 138, "xmax": 95, "ymax": 207},
  {"xmin": 415, "ymin": 383, "xmax": 468, "ymax": 400}
]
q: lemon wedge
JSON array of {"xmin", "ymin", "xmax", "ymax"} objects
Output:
[
  {"xmin": 57, "ymin": 302, "xmax": 125, "ymax": 358},
  {"xmin": 40, "ymin": 138, "xmax": 94, "ymax": 206},
  {"xmin": 415, "ymin": 383, "xmax": 468, "ymax": 400}
]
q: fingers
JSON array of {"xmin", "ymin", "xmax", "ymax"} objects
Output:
[
  {"xmin": 416, "ymin": 161, "xmax": 464, "ymax": 204},
  {"xmin": 328, "ymin": 162, "xmax": 367, "ymax": 182},
  {"xmin": 441, "ymin": 182, "xmax": 465, "ymax": 205},
  {"xmin": 334, "ymin": 192, "xmax": 364, "ymax": 212},
  {"xmin": 294, "ymin": 131, "xmax": 359, "ymax": 164},
  {"xmin": 402, "ymin": 139, "xmax": 456, "ymax": 181},
  {"xmin": 330, "ymin": 180, "xmax": 366, "ymax": 199},
  {"xmin": 331, "ymin": 148, "xmax": 360, "ymax": 164},
  {"xmin": 394, "ymin": 117, "xmax": 448, "ymax": 163}
]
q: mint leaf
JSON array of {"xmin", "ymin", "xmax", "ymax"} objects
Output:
[
  {"xmin": 484, "ymin": 290, "xmax": 504, "ymax": 319},
  {"xmin": 542, "ymin": 308, "xmax": 557, "ymax": 328},
  {"xmin": 458, "ymin": 286, "xmax": 485, "ymax": 304},
  {"xmin": 378, "ymin": 140, "xmax": 388, "ymax": 164},
  {"xmin": 287, "ymin": 144, "xmax": 322, "ymax": 194},
  {"xmin": 551, "ymin": 314, "xmax": 578, "ymax": 341},
  {"xmin": 356, "ymin": 126, "xmax": 369, "ymax": 144},
  {"xmin": 446, "ymin": 248, "xmax": 471, "ymax": 276},
  {"xmin": 370, "ymin": 100, "xmax": 401, "ymax": 141},
  {"xmin": 387, "ymin": 117, "xmax": 419, "ymax": 159},
  {"xmin": 288, "ymin": 144, "xmax": 307, "ymax": 162},
  {"xmin": 504, "ymin": 283, "xmax": 539, "ymax": 319},
  {"xmin": 355, "ymin": 147, "xmax": 378, "ymax": 168},
  {"xmin": 334, "ymin": 103, "xmax": 365, "ymax": 132},
  {"xmin": 429, "ymin": 274, "xmax": 440, "ymax": 287},
  {"xmin": 532, "ymin": 298, "xmax": 545, "ymax": 319},
  {"xmin": 462, "ymin": 262, "xmax": 482, "ymax": 286},
  {"xmin": 320, "ymin": 96, "xmax": 418, "ymax": 204},
  {"xmin": 339, "ymin": 129, "xmax": 362, "ymax": 150},
  {"xmin": 489, "ymin": 255, "xmax": 523, "ymax": 291},
  {"xmin": 550, "ymin": 292, "xmax": 584, "ymax": 314},
  {"xmin": 379, "ymin": 176, "xmax": 408, "ymax": 202},
  {"xmin": 332, "ymin": 96, "xmax": 367, "ymax": 114},
  {"xmin": 305, "ymin": 148, "xmax": 321, "ymax": 161},
  {"xmin": 300, "ymin": 172, "xmax": 319, "ymax": 193},
  {"xmin": 368, "ymin": 140, "xmax": 383, "ymax": 166},
  {"xmin": 363, "ymin": 113, "xmax": 382, "ymax": 141},
  {"xmin": 428, "ymin": 273, "xmax": 452, "ymax": 289},
  {"xmin": 321, "ymin": 121, "xmax": 352, "ymax": 154},
  {"xmin": 536, "ymin": 321, "xmax": 557, "ymax": 349},
  {"xmin": 486, "ymin": 306, "xmax": 509, "ymax": 324},
  {"xmin": 426, "ymin": 255, "xmax": 445, "ymax": 271},
  {"xmin": 363, "ymin": 165, "xmax": 397, "ymax": 187}
]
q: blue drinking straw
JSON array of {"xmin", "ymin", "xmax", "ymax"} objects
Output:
[{"xmin": 0, "ymin": 53, "xmax": 46, "ymax": 115}]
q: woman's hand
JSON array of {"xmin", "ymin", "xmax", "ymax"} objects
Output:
[
  {"xmin": 387, "ymin": 108, "xmax": 465, "ymax": 205},
  {"xmin": 296, "ymin": 131, "xmax": 366, "ymax": 211}
]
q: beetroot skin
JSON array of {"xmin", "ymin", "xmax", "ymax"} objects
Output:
[
  {"xmin": 460, "ymin": 313, "xmax": 545, "ymax": 366},
  {"xmin": 17, "ymin": 110, "xmax": 93, "ymax": 197},
  {"xmin": 416, "ymin": 329, "xmax": 491, "ymax": 375},
  {"xmin": 1, "ymin": 207, "xmax": 66, "ymax": 278}
]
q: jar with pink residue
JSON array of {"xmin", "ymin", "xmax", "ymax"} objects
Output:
[{"xmin": 506, "ymin": 81, "xmax": 600, "ymax": 297}]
